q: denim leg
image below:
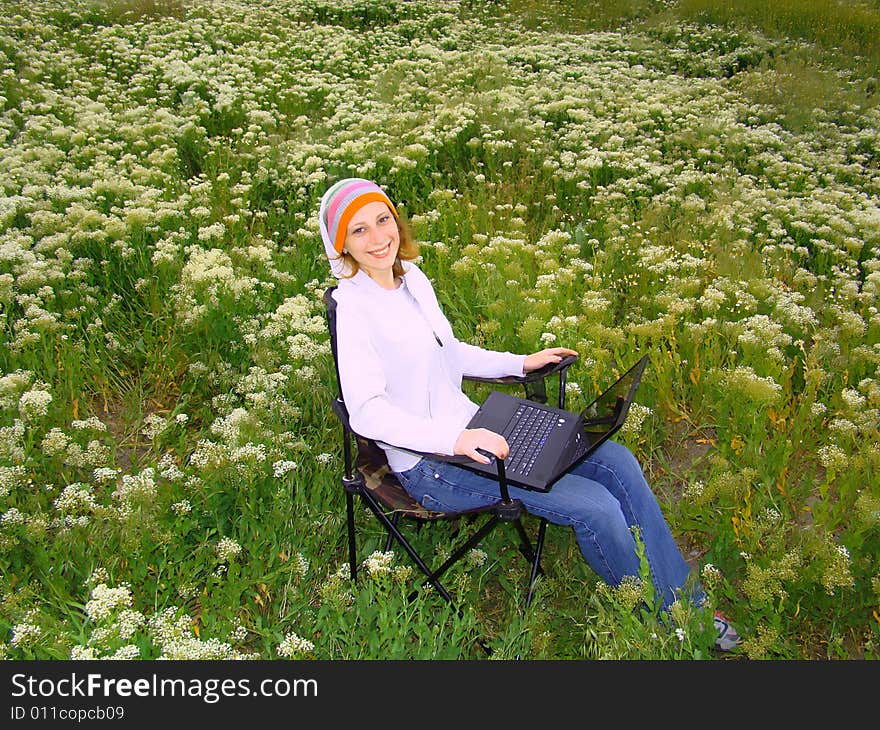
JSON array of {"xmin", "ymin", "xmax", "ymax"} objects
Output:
[
  {"xmin": 569, "ymin": 440, "xmax": 700, "ymax": 610},
  {"xmin": 396, "ymin": 440, "xmax": 700, "ymax": 612},
  {"xmin": 396, "ymin": 454, "xmax": 647, "ymax": 598},
  {"xmin": 511, "ymin": 468, "xmax": 643, "ymax": 588},
  {"xmin": 395, "ymin": 459, "xmax": 505, "ymax": 514}
]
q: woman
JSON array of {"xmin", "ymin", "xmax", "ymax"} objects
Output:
[{"xmin": 319, "ymin": 177, "xmax": 740, "ymax": 650}]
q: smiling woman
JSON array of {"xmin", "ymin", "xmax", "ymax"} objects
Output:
[
  {"xmin": 341, "ymin": 201, "xmax": 401, "ymax": 288},
  {"xmin": 318, "ymin": 177, "xmax": 742, "ymax": 650}
]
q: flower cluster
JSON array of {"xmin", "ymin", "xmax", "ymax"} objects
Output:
[
  {"xmin": 148, "ymin": 607, "xmax": 255, "ymax": 660},
  {"xmin": 216, "ymin": 537, "xmax": 243, "ymax": 563},
  {"xmin": 85, "ymin": 583, "xmax": 134, "ymax": 622},
  {"xmin": 277, "ymin": 631, "xmax": 315, "ymax": 658}
]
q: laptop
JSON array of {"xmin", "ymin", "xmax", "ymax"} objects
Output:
[{"xmin": 458, "ymin": 354, "xmax": 649, "ymax": 491}]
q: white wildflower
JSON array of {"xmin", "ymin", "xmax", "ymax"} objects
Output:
[
  {"xmin": 86, "ymin": 583, "xmax": 133, "ymax": 622},
  {"xmin": 18, "ymin": 388, "xmax": 52, "ymax": 420},
  {"xmin": 362, "ymin": 550, "xmax": 395, "ymax": 576},
  {"xmin": 294, "ymin": 552, "xmax": 310, "ymax": 578},
  {"xmin": 272, "ymin": 460, "xmax": 297, "ymax": 478},
  {"xmin": 141, "ymin": 413, "xmax": 167, "ymax": 439},
  {"xmin": 467, "ymin": 548, "xmax": 487, "ymax": 568},
  {"xmin": 0, "ymin": 465, "xmax": 25, "ymax": 498},
  {"xmin": 818, "ymin": 444, "xmax": 848, "ymax": 472},
  {"xmin": 93, "ymin": 467, "xmax": 120, "ymax": 486},
  {"xmin": 216, "ymin": 537, "xmax": 242, "ymax": 562},
  {"xmin": 1, "ymin": 507, "xmax": 26, "ymax": 528},
  {"xmin": 10, "ymin": 622, "xmax": 42, "ymax": 648},
  {"xmin": 171, "ymin": 500, "xmax": 192, "ymax": 516},
  {"xmin": 619, "ymin": 402, "xmax": 653, "ymax": 435},
  {"xmin": 71, "ymin": 646, "xmax": 99, "ymax": 660},
  {"xmin": 71, "ymin": 416, "xmax": 107, "ymax": 432},
  {"xmin": 277, "ymin": 631, "xmax": 315, "ymax": 658},
  {"xmin": 105, "ymin": 644, "xmax": 141, "ymax": 660},
  {"xmin": 41, "ymin": 428, "xmax": 70, "ymax": 456}
]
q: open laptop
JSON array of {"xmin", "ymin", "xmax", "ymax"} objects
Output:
[{"xmin": 459, "ymin": 354, "xmax": 649, "ymax": 491}]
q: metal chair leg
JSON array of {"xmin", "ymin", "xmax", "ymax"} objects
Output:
[
  {"xmin": 346, "ymin": 491, "xmax": 358, "ymax": 583},
  {"xmin": 384, "ymin": 512, "xmax": 399, "ymax": 553},
  {"xmin": 525, "ymin": 518, "xmax": 547, "ymax": 609}
]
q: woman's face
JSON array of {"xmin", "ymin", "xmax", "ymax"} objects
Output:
[{"xmin": 343, "ymin": 200, "xmax": 400, "ymax": 282}]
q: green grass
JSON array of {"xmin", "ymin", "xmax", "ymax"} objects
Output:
[
  {"xmin": 511, "ymin": 0, "xmax": 880, "ymax": 69},
  {"xmin": 677, "ymin": 0, "xmax": 880, "ymax": 68}
]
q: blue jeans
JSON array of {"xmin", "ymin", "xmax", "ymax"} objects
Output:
[{"xmin": 395, "ymin": 440, "xmax": 701, "ymax": 612}]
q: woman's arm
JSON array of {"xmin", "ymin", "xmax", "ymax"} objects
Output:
[{"xmin": 453, "ymin": 338, "xmax": 528, "ymax": 379}]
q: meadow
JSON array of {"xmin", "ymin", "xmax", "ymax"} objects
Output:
[{"xmin": 0, "ymin": 0, "xmax": 878, "ymax": 660}]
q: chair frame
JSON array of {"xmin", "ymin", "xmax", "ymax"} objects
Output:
[{"xmin": 324, "ymin": 286, "xmax": 573, "ymax": 612}]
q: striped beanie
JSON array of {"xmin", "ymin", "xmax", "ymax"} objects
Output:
[{"xmin": 321, "ymin": 178, "xmax": 398, "ymax": 255}]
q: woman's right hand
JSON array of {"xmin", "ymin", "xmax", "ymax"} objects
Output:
[{"xmin": 453, "ymin": 428, "xmax": 509, "ymax": 464}]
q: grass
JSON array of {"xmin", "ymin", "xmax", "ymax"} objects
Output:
[{"xmin": 676, "ymin": 0, "xmax": 880, "ymax": 69}]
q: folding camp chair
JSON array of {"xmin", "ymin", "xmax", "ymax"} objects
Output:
[{"xmin": 324, "ymin": 286, "xmax": 574, "ymax": 612}]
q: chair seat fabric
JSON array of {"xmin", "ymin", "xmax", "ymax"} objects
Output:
[
  {"xmin": 356, "ymin": 436, "xmax": 504, "ymax": 521},
  {"xmin": 355, "ymin": 436, "xmax": 445, "ymax": 518}
]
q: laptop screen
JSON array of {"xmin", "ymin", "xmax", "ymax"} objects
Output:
[{"xmin": 580, "ymin": 355, "xmax": 648, "ymax": 437}]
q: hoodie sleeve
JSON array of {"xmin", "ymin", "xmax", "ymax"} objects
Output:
[
  {"xmin": 335, "ymin": 296, "xmax": 465, "ymax": 457},
  {"xmin": 453, "ymin": 338, "xmax": 527, "ymax": 379}
]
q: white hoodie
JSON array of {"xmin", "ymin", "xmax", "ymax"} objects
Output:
[
  {"xmin": 318, "ymin": 183, "xmax": 526, "ymax": 471},
  {"xmin": 330, "ymin": 265, "xmax": 526, "ymax": 472}
]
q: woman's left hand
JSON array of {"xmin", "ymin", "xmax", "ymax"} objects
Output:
[{"xmin": 523, "ymin": 347, "xmax": 578, "ymax": 373}]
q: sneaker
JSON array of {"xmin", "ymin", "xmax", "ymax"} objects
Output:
[{"xmin": 713, "ymin": 611, "xmax": 742, "ymax": 651}]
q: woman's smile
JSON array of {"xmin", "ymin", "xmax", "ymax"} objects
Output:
[{"xmin": 367, "ymin": 242, "xmax": 393, "ymax": 258}]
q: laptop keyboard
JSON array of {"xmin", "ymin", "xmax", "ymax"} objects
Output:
[{"xmin": 503, "ymin": 403, "xmax": 558, "ymax": 475}]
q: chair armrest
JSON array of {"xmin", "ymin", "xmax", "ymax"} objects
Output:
[
  {"xmin": 464, "ymin": 354, "xmax": 577, "ymax": 386},
  {"xmin": 466, "ymin": 353, "xmax": 576, "ymax": 409}
]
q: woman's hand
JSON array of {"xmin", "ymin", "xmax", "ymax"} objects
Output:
[
  {"xmin": 454, "ymin": 428, "xmax": 509, "ymax": 464},
  {"xmin": 523, "ymin": 347, "xmax": 578, "ymax": 373}
]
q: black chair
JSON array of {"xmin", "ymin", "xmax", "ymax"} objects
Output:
[{"xmin": 323, "ymin": 286, "xmax": 574, "ymax": 613}]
